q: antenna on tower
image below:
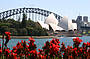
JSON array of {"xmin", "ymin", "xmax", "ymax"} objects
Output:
[{"xmin": 79, "ymin": 12, "xmax": 80, "ymax": 16}]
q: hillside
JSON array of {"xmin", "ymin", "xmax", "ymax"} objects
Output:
[{"xmin": 0, "ymin": 14, "xmax": 48, "ymax": 36}]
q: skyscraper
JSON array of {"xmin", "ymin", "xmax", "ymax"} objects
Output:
[
  {"xmin": 76, "ymin": 16, "xmax": 82, "ymax": 22},
  {"xmin": 83, "ymin": 16, "xmax": 88, "ymax": 22},
  {"xmin": 76, "ymin": 16, "xmax": 82, "ymax": 30}
]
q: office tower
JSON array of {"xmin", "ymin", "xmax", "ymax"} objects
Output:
[
  {"xmin": 76, "ymin": 16, "xmax": 82, "ymax": 22},
  {"xmin": 76, "ymin": 16, "xmax": 82, "ymax": 30},
  {"xmin": 83, "ymin": 16, "xmax": 88, "ymax": 22}
]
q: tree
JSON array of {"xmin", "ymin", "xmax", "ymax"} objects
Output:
[
  {"xmin": 0, "ymin": 16, "xmax": 48, "ymax": 36},
  {"xmin": 0, "ymin": 26, "xmax": 9, "ymax": 34},
  {"xmin": 7, "ymin": 18, "xmax": 15, "ymax": 23},
  {"xmin": 21, "ymin": 13, "xmax": 27, "ymax": 28},
  {"xmin": 17, "ymin": 16, "xmax": 21, "ymax": 22},
  {"xmin": 9, "ymin": 28, "xmax": 17, "ymax": 35}
]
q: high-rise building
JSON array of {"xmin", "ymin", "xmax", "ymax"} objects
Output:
[
  {"xmin": 76, "ymin": 16, "xmax": 82, "ymax": 30},
  {"xmin": 76, "ymin": 16, "xmax": 82, "ymax": 22},
  {"xmin": 83, "ymin": 16, "xmax": 88, "ymax": 22}
]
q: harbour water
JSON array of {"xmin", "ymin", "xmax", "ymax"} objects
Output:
[{"xmin": 0, "ymin": 36, "xmax": 90, "ymax": 50}]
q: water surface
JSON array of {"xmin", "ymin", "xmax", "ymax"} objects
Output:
[{"xmin": 0, "ymin": 36, "xmax": 90, "ymax": 50}]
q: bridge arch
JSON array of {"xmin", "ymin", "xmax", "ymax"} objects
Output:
[{"xmin": 0, "ymin": 7, "xmax": 62, "ymax": 21}]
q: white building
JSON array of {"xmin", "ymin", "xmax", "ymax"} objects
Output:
[
  {"xmin": 59, "ymin": 16, "xmax": 77, "ymax": 31},
  {"xmin": 49, "ymin": 23, "xmax": 64, "ymax": 31},
  {"xmin": 45, "ymin": 13, "xmax": 58, "ymax": 25},
  {"xmin": 38, "ymin": 13, "xmax": 64, "ymax": 31},
  {"xmin": 59, "ymin": 16, "xmax": 68, "ymax": 31},
  {"xmin": 68, "ymin": 20, "xmax": 77, "ymax": 30},
  {"xmin": 38, "ymin": 13, "xmax": 77, "ymax": 31},
  {"xmin": 45, "ymin": 13, "xmax": 64, "ymax": 31},
  {"xmin": 37, "ymin": 20, "xmax": 49, "ymax": 30}
]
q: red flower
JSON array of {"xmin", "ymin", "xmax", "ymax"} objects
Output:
[
  {"xmin": 13, "ymin": 46, "xmax": 16, "ymax": 50},
  {"xmin": 73, "ymin": 39, "xmax": 76, "ymax": 41},
  {"xmin": 0, "ymin": 44, "xmax": 1, "ymax": 47},
  {"xmin": 28, "ymin": 37, "xmax": 35, "ymax": 42},
  {"xmin": 63, "ymin": 53, "xmax": 64, "ymax": 55},
  {"xmin": 0, "ymin": 49, "xmax": 2, "ymax": 54},
  {"xmin": 5, "ymin": 32, "xmax": 11, "ymax": 35},
  {"xmin": 83, "ymin": 42, "xmax": 87, "ymax": 45},
  {"xmin": 87, "ymin": 42, "xmax": 90, "ymax": 46},
  {"xmin": 73, "ymin": 37, "xmax": 83, "ymax": 48},
  {"xmin": 74, "ymin": 48, "xmax": 77, "ymax": 51},
  {"xmin": 75, "ymin": 51, "xmax": 77, "ymax": 54},
  {"xmin": 79, "ymin": 39, "xmax": 82, "ymax": 43},
  {"xmin": 52, "ymin": 43, "xmax": 55, "ymax": 47},
  {"xmin": 14, "ymin": 50, "xmax": 17, "ymax": 53},
  {"xmin": 80, "ymin": 49, "xmax": 82, "ymax": 52},
  {"xmin": 4, "ymin": 32, "xmax": 11, "ymax": 46},
  {"xmin": 70, "ymin": 56, "xmax": 73, "ymax": 59},
  {"xmin": 38, "ymin": 49, "xmax": 43, "ymax": 52},
  {"xmin": 5, "ymin": 49, "xmax": 10, "ymax": 53}
]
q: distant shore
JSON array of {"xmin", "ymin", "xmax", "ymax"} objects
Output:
[
  {"xmin": 0, "ymin": 35, "xmax": 82, "ymax": 39},
  {"xmin": 11, "ymin": 36, "xmax": 56, "ymax": 39},
  {"xmin": 0, "ymin": 36, "xmax": 57, "ymax": 39}
]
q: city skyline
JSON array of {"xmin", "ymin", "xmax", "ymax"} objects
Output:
[{"xmin": 0, "ymin": 0, "xmax": 90, "ymax": 21}]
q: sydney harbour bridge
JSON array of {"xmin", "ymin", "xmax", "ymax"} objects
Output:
[{"xmin": 0, "ymin": 7, "xmax": 62, "ymax": 22}]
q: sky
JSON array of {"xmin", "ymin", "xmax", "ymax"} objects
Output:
[{"xmin": 0, "ymin": 0, "xmax": 90, "ymax": 21}]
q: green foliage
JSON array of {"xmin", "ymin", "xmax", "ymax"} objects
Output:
[
  {"xmin": 21, "ymin": 13, "xmax": 27, "ymax": 28},
  {"xmin": 0, "ymin": 23, "xmax": 11, "ymax": 27},
  {"xmin": 0, "ymin": 14, "xmax": 48, "ymax": 36},
  {"xmin": 9, "ymin": 28, "xmax": 17, "ymax": 35},
  {"xmin": 0, "ymin": 26, "xmax": 9, "ymax": 34}
]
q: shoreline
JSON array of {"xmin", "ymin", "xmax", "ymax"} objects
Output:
[
  {"xmin": 11, "ymin": 36, "xmax": 55, "ymax": 39},
  {"xmin": 0, "ymin": 36, "xmax": 57, "ymax": 39},
  {"xmin": 0, "ymin": 35, "xmax": 83, "ymax": 39}
]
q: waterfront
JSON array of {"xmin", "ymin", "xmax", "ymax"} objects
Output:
[{"xmin": 0, "ymin": 36, "xmax": 90, "ymax": 50}]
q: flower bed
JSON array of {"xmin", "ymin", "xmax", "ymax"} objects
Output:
[{"xmin": 0, "ymin": 32, "xmax": 90, "ymax": 59}]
